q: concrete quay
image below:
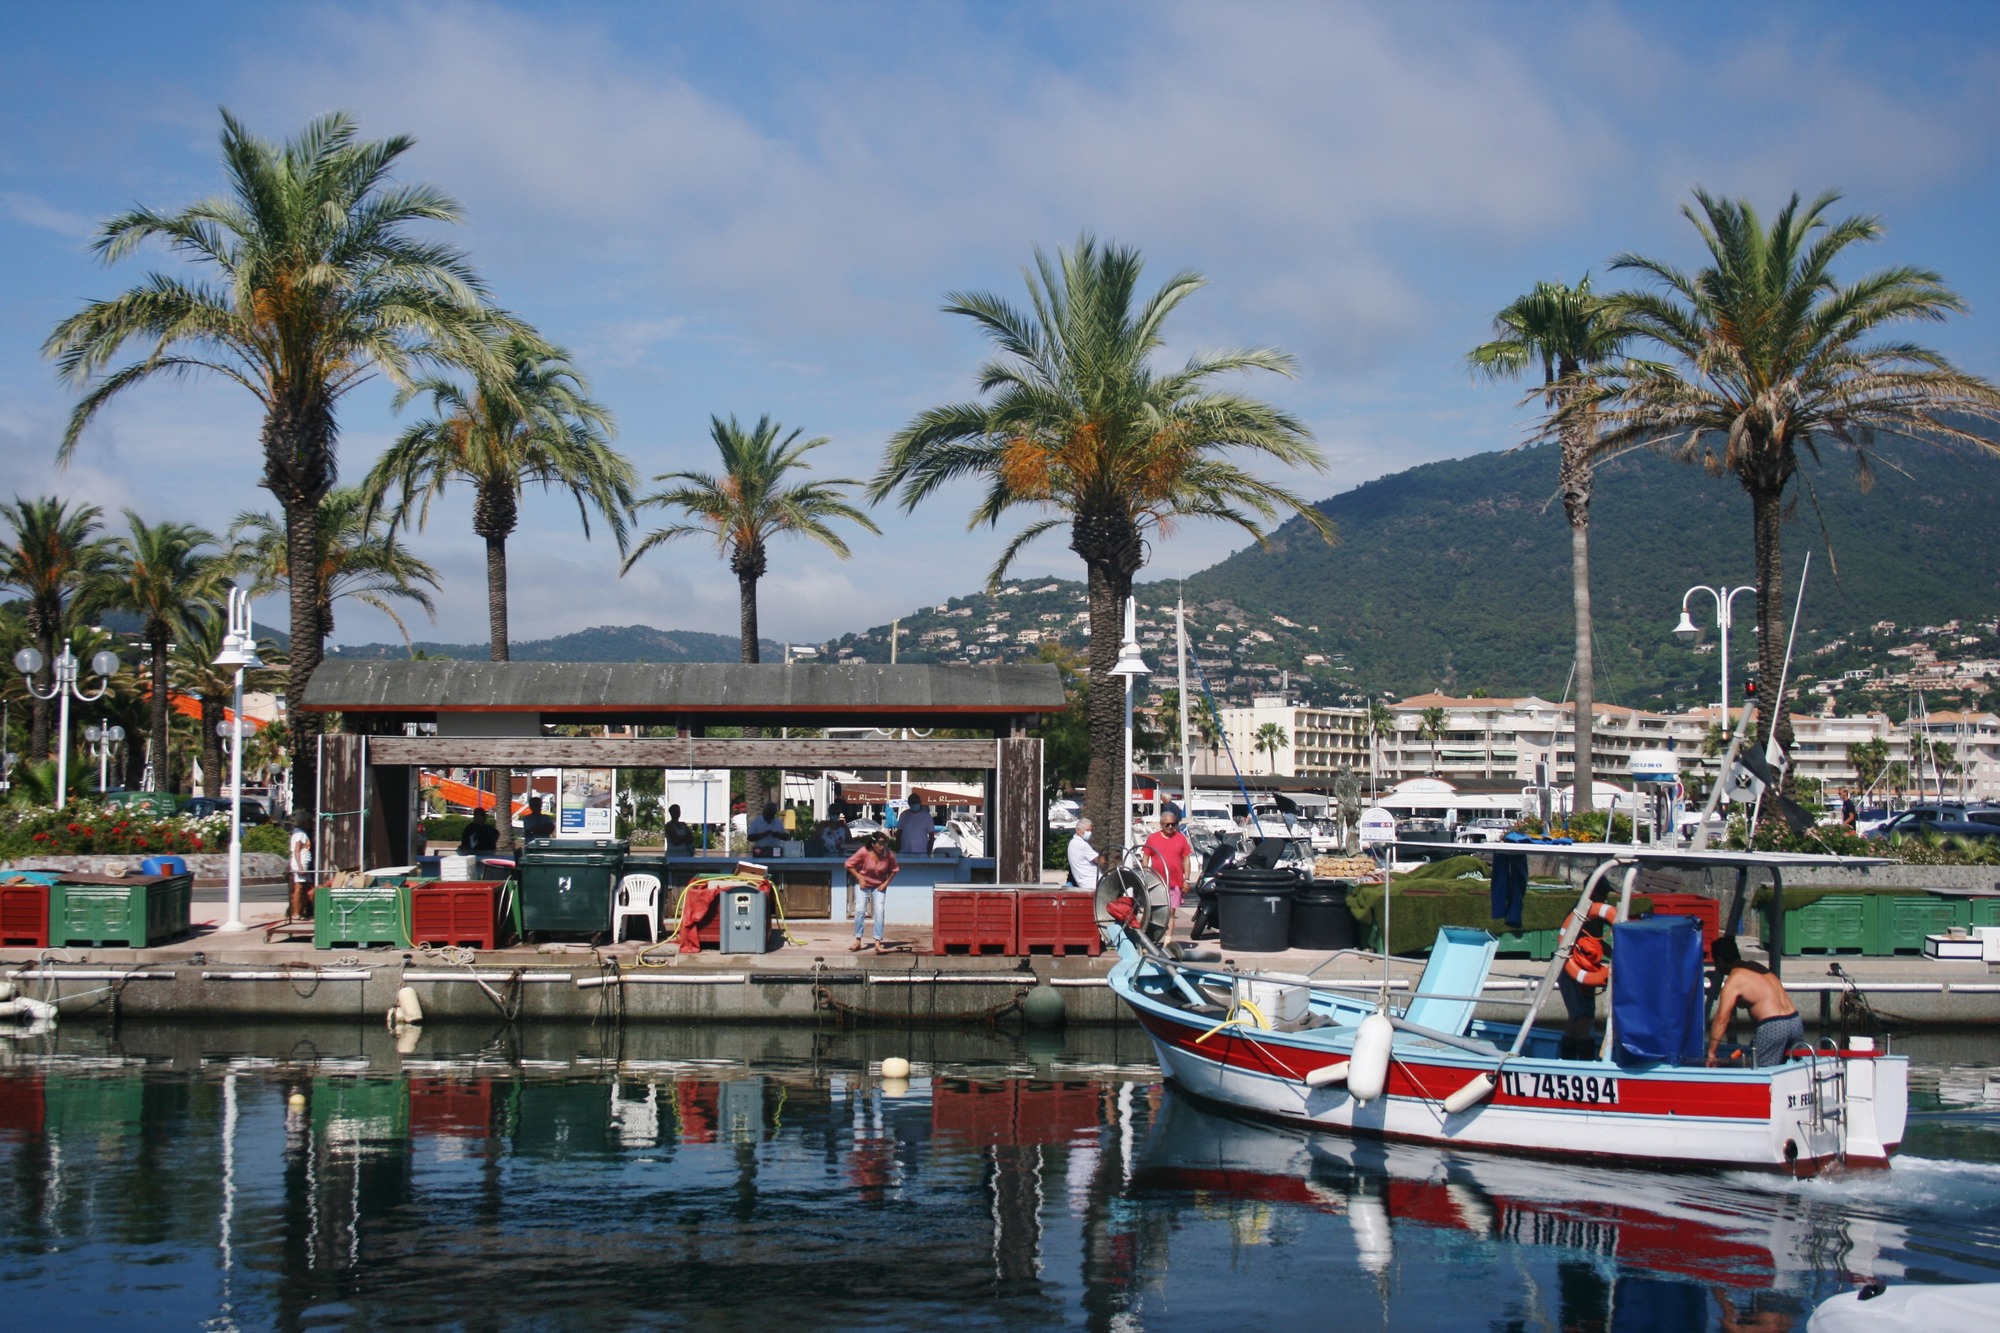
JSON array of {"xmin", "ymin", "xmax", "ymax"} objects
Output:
[{"xmin": 5, "ymin": 892, "xmax": 1997, "ymax": 1030}]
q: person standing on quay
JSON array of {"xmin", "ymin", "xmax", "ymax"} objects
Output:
[
  {"xmin": 1066, "ymin": 818, "xmax": 1100, "ymax": 890},
  {"xmin": 287, "ymin": 817, "xmax": 314, "ymax": 921},
  {"xmin": 1142, "ymin": 810, "xmax": 1197, "ymax": 912},
  {"xmin": 845, "ymin": 831, "xmax": 899, "ymax": 953},
  {"xmin": 897, "ymin": 794, "xmax": 935, "ymax": 855}
]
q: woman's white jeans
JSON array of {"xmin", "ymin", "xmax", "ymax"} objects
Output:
[{"xmin": 853, "ymin": 886, "xmax": 886, "ymax": 941}]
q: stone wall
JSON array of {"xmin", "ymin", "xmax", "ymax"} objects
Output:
[{"xmin": 2, "ymin": 852, "xmax": 288, "ymax": 888}]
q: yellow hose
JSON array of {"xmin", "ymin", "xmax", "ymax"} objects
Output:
[{"xmin": 1194, "ymin": 996, "xmax": 1270, "ymax": 1043}]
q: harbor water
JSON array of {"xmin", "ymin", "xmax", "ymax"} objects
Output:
[{"xmin": 0, "ymin": 1022, "xmax": 1995, "ymax": 1330}]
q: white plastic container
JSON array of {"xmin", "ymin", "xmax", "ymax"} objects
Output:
[
  {"xmin": 1239, "ymin": 976, "xmax": 1311, "ymax": 1027},
  {"xmin": 1973, "ymin": 925, "xmax": 2000, "ymax": 964},
  {"xmin": 439, "ymin": 854, "xmax": 478, "ymax": 882},
  {"xmin": 1923, "ymin": 932, "xmax": 1984, "ymax": 961}
]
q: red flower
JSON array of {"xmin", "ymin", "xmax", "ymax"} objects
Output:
[
  {"xmin": 33, "ymin": 833, "xmax": 49, "ymax": 842},
  {"xmin": 136, "ymin": 838, "xmax": 150, "ymax": 849},
  {"xmin": 67, "ymin": 823, "xmax": 84, "ymax": 834}
]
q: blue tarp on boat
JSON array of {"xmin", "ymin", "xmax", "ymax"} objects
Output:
[{"xmin": 1611, "ymin": 916, "xmax": 1705, "ymax": 1066}]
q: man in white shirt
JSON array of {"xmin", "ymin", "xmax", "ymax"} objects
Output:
[{"xmin": 1066, "ymin": 818, "xmax": 1100, "ymax": 890}]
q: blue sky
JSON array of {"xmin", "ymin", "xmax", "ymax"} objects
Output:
[{"xmin": 5, "ymin": 1, "xmax": 1999, "ymax": 648}]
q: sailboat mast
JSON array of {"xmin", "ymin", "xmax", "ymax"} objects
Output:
[{"xmin": 1177, "ymin": 597, "xmax": 1192, "ymax": 817}]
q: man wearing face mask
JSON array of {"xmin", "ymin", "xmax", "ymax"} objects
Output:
[{"xmin": 1066, "ymin": 817, "xmax": 1099, "ymax": 890}]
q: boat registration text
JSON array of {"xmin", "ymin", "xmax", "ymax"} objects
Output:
[{"xmin": 1499, "ymin": 1070, "xmax": 1620, "ymax": 1105}]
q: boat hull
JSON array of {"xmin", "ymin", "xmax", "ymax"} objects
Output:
[{"xmin": 1115, "ymin": 952, "xmax": 1901, "ymax": 1173}]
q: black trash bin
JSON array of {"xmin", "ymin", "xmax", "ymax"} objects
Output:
[
  {"xmin": 1290, "ymin": 879, "xmax": 1358, "ymax": 951},
  {"xmin": 1215, "ymin": 867, "xmax": 1300, "ymax": 953}
]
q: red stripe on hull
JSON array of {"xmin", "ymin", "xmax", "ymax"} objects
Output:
[{"xmin": 1137, "ymin": 1006, "xmax": 1771, "ymax": 1121}]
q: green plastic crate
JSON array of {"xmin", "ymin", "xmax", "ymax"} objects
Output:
[
  {"xmin": 1964, "ymin": 896, "xmax": 2000, "ymax": 929},
  {"xmin": 48, "ymin": 874, "xmax": 192, "ymax": 947},
  {"xmin": 1875, "ymin": 894, "xmax": 1964, "ymax": 955},
  {"xmin": 315, "ymin": 883, "xmax": 409, "ymax": 949},
  {"xmin": 1491, "ymin": 927, "xmax": 1558, "ymax": 960},
  {"xmin": 1760, "ymin": 893, "xmax": 1870, "ymax": 956}
]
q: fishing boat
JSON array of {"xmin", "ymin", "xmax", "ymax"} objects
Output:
[{"xmin": 1102, "ymin": 843, "xmax": 1909, "ymax": 1174}]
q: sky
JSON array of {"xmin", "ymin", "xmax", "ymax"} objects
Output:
[{"xmin": 4, "ymin": 1, "xmax": 2000, "ymax": 650}]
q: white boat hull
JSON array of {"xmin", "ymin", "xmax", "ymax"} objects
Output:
[{"xmin": 1114, "ymin": 946, "xmax": 1904, "ymax": 1173}]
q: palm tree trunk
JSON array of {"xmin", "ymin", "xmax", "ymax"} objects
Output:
[
  {"xmin": 738, "ymin": 568, "xmax": 766, "ymax": 813},
  {"xmin": 27, "ymin": 616, "xmax": 53, "ymax": 761},
  {"xmin": 1750, "ymin": 484, "xmax": 1794, "ymax": 790},
  {"xmin": 1082, "ymin": 561, "xmax": 1134, "ymax": 864},
  {"xmin": 1569, "ymin": 520, "xmax": 1595, "ymax": 815},
  {"xmin": 200, "ymin": 697, "xmax": 226, "ymax": 799},
  {"xmin": 265, "ymin": 395, "xmax": 333, "ymax": 822},
  {"xmin": 149, "ymin": 633, "xmax": 173, "ymax": 794},
  {"xmin": 486, "ymin": 533, "xmax": 511, "ymax": 663}
]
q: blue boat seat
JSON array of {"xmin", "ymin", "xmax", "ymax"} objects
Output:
[{"xmin": 1400, "ymin": 927, "xmax": 1499, "ymax": 1038}]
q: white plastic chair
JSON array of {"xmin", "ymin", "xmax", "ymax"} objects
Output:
[{"xmin": 614, "ymin": 873, "xmax": 662, "ymax": 944}]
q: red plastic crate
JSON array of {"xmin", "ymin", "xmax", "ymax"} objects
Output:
[
  {"xmin": 1017, "ymin": 891, "xmax": 1101, "ymax": 956},
  {"xmin": 408, "ymin": 881, "xmax": 502, "ymax": 950},
  {"xmin": 1643, "ymin": 892, "xmax": 1723, "ymax": 959},
  {"xmin": 408, "ymin": 1077, "xmax": 493, "ymax": 1138},
  {"xmin": 0, "ymin": 882, "xmax": 49, "ymax": 947},
  {"xmin": 932, "ymin": 889, "xmax": 1018, "ymax": 955}
]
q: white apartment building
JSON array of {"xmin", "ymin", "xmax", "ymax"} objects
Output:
[
  {"xmin": 1379, "ymin": 694, "xmax": 2000, "ymax": 802},
  {"xmin": 1208, "ymin": 695, "xmax": 1368, "ymax": 778}
]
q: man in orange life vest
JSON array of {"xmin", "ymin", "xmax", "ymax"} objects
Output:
[{"xmin": 1556, "ymin": 889, "xmax": 1617, "ymax": 1060}]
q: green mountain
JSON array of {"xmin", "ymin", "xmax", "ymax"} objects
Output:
[
  {"xmin": 327, "ymin": 624, "xmax": 773, "ymax": 663},
  {"xmin": 1182, "ymin": 441, "xmax": 2000, "ymax": 705}
]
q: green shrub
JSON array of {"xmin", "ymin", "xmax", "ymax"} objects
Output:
[
  {"xmin": 423, "ymin": 813, "xmax": 471, "ymax": 843},
  {"xmin": 241, "ymin": 823, "xmax": 291, "ymax": 855}
]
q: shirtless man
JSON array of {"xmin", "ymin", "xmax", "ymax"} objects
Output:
[{"xmin": 1706, "ymin": 937, "xmax": 1804, "ymax": 1068}]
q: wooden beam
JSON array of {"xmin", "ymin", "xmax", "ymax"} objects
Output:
[
  {"xmin": 994, "ymin": 737, "xmax": 1043, "ymax": 884},
  {"xmin": 365, "ymin": 736, "xmax": 999, "ymax": 770}
]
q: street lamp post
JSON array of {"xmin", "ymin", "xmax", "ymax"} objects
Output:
[
  {"xmin": 1109, "ymin": 596, "xmax": 1152, "ymax": 857},
  {"xmin": 14, "ymin": 641, "xmax": 120, "ymax": 810},
  {"xmin": 1674, "ymin": 584, "xmax": 1758, "ymax": 723},
  {"xmin": 212, "ymin": 587, "xmax": 265, "ymax": 933},
  {"xmin": 84, "ymin": 722, "xmax": 126, "ymax": 793}
]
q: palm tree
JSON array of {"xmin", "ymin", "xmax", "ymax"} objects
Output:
[
  {"xmin": 231, "ymin": 487, "xmax": 442, "ymax": 646},
  {"xmin": 1848, "ymin": 737, "xmax": 1890, "ymax": 795},
  {"xmin": 363, "ymin": 333, "xmax": 634, "ymax": 660},
  {"xmin": 174, "ymin": 610, "xmax": 287, "ymax": 799},
  {"xmin": 1365, "ymin": 700, "xmax": 1396, "ymax": 792},
  {"xmin": 1468, "ymin": 278, "xmax": 1628, "ymax": 814},
  {"xmin": 1419, "ymin": 706, "xmax": 1448, "ymax": 775},
  {"xmin": 0, "ymin": 497, "xmax": 115, "ymax": 760},
  {"xmin": 106, "ymin": 513, "xmax": 227, "ymax": 794},
  {"xmin": 623, "ymin": 415, "xmax": 878, "ymax": 810},
  {"xmin": 1590, "ymin": 190, "xmax": 2000, "ymax": 770},
  {"xmin": 871, "ymin": 237, "xmax": 1333, "ymax": 857},
  {"xmin": 45, "ymin": 110, "xmax": 509, "ymax": 818},
  {"xmin": 1252, "ymin": 721, "xmax": 1289, "ymax": 774}
]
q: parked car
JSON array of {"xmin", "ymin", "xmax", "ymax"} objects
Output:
[
  {"xmin": 1458, "ymin": 818, "xmax": 1515, "ymax": 844},
  {"xmin": 1871, "ymin": 804, "xmax": 2000, "ymax": 842},
  {"xmin": 178, "ymin": 795, "xmax": 270, "ymax": 824}
]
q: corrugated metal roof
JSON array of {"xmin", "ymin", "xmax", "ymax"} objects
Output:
[{"xmin": 299, "ymin": 660, "xmax": 1065, "ymax": 715}]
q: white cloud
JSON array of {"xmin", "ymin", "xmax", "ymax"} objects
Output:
[{"xmin": 0, "ymin": 190, "xmax": 96, "ymax": 240}]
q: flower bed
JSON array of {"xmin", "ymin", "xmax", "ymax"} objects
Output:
[{"xmin": 0, "ymin": 801, "xmax": 226, "ymax": 860}]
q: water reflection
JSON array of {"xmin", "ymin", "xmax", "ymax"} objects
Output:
[{"xmin": 0, "ymin": 1022, "xmax": 1993, "ymax": 1330}]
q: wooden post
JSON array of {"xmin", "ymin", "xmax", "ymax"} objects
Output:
[
  {"xmin": 995, "ymin": 737, "xmax": 1042, "ymax": 885},
  {"xmin": 316, "ymin": 733, "xmax": 367, "ymax": 875}
]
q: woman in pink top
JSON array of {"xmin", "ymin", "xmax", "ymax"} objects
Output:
[{"xmin": 844, "ymin": 832, "xmax": 900, "ymax": 952}]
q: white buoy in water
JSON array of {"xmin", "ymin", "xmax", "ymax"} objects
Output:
[
  {"xmin": 1347, "ymin": 1013, "xmax": 1393, "ymax": 1103},
  {"xmin": 881, "ymin": 1056, "xmax": 912, "ymax": 1079},
  {"xmin": 1304, "ymin": 1062, "xmax": 1350, "ymax": 1088},
  {"xmin": 387, "ymin": 986, "xmax": 424, "ymax": 1030},
  {"xmin": 1442, "ymin": 1073, "xmax": 1495, "ymax": 1114}
]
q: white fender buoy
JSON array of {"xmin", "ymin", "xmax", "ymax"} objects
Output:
[
  {"xmin": 387, "ymin": 986, "xmax": 424, "ymax": 1030},
  {"xmin": 0, "ymin": 980, "xmax": 17, "ymax": 1001},
  {"xmin": 1442, "ymin": 1073, "xmax": 1495, "ymax": 1115},
  {"xmin": 1304, "ymin": 1062, "xmax": 1350, "ymax": 1088},
  {"xmin": 1347, "ymin": 1013, "xmax": 1394, "ymax": 1104},
  {"xmin": 0, "ymin": 996, "xmax": 57, "ymax": 1023}
]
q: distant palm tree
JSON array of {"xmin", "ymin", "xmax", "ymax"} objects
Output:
[
  {"xmin": 1365, "ymin": 699, "xmax": 1396, "ymax": 793},
  {"xmin": 45, "ymin": 110, "xmax": 509, "ymax": 817},
  {"xmin": 1418, "ymin": 706, "xmax": 1448, "ymax": 775},
  {"xmin": 106, "ymin": 513, "xmax": 227, "ymax": 794},
  {"xmin": 1469, "ymin": 278, "xmax": 1628, "ymax": 814},
  {"xmin": 231, "ymin": 487, "xmax": 442, "ymax": 647},
  {"xmin": 624, "ymin": 415, "xmax": 878, "ymax": 811},
  {"xmin": 364, "ymin": 333, "xmax": 634, "ymax": 661},
  {"xmin": 1591, "ymin": 190, "xmax": 2000, "ymax": 772},
  {"xmin": 1252, "ymin": 721, "xmax": 1289, "ymax": 774},
  {"xmin": 0, "ymin": 497, "xmax": 115, "ymax": 760},
  {"xmin": 1848, "ymin": 737, "xmax": 1890, "ymax": 794},
  {"xmin": 871, "ymin": 237, "xmax": 1333, "ymax": 858}
]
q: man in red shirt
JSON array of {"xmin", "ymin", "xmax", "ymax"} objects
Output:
[
  {"xmin": 844, "ymin": 832, "xmax": 900, "ymax": 953},
  {"xmin": 1142, "ymin": 810, "xmax": 1198, "ymax": 915}
]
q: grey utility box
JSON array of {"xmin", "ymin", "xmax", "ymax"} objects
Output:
[{"xmin": 719, "ymin": 886, "xmax": 771, "ymax": 955}]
